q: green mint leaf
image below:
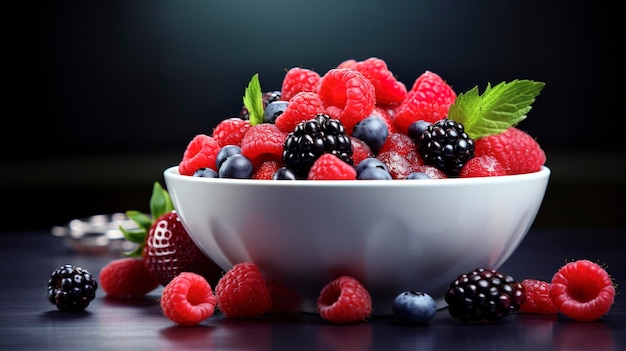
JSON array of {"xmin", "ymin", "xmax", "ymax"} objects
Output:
[
  {"xmin": 448, "ymin": 80, "xmax": 545, "ymax": 140},
  {"xmin": 243, "ymin": 73, "xmax": 264, "ymax": 126},
  {"xmin": 149, "ymin": 181, "xmax": 174, "ymax": 220}
]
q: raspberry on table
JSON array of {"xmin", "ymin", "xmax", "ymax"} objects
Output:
[
  {"xmin": 308, "ymin": 153, "xmax": 357, "ymax": 180},
  {"xmin": 99, "ymin": 257, "xmax": 160, "ymax": 298},
  {"xmin": 519, "ymin": 279, "xmax": 558, "ymax": 315},
  {"xmin": 160, "ymin": 272, "xmax": 217, "ymax": 326},
  {"xmin": 317, "ymin": 68, "xmax": 376, "ymax": 134},
  {"xmin": 550, "ymin": 259, "xmax": 615, "ymax": 322},
  {"xmin": 317, "ymin": 276, "xmax": 372, "ymax": 324},
  {"xmin": 215, "ymin": 262, "xmax": 272, "ymax": 318},
  {"xmin": 280, "ymin": 67, "xmax": 322, "ymax": 102},
  {"xmin": 178, "ymin": 134, "xmax": 221, "ymax": 176}
]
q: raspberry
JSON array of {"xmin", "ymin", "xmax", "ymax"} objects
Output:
[
  {"xmin": 178, "ymin": 134, "xmax": 221, "ymax": 176},
  {"xmin": 211, "ymin": 117, "xmax": 251, "ymax": 147},
  {"xmin": 336, "ymin": 59, "xmax": 357, "ymax": 69},
  {"xmin": 317, "ymin": 68, "xmax": 376, "ymax": 133},
  {"xmin": 459, "ymin": 155, "xmax": 506, "ymax": 178},
  {"xmin": 393, "ymin": 70, "xmax": 456, "ymax": 134},
  {"xmin": 550, "ymin": 259, "xmax": 615, "ymax": 322},
  {"xmin": 160, "ymin": 272, "xmax": 217, "ymax": 326},
  {"xmin": 274, "ymin": 91, "xmax": 326, "ymax": 133},
  {"xmin": 280, "ymin": 67, "xmax": 321, "ymax": 102},
  {"xmin": 215, "ymin": 262, "xmax": 272, "ymax": 318},
  {"xmin": 352, "ymin": 57, "xmax": 407, "ymax": 107},
  {"xmin": 240, "ymin": 123, "xmax": 288, "ymax": 168},
  {"xmin": 376, "ymin": 151, "xmax": 419, "ymax": 180},
  {"xmin": 519, "ymin": 279, "xmax": 558, "ymax": 315},
  {"xmin": 317, "ymin": 276, "xmax": 372, "ymax": 324},
  {"xmin": 99, "ymin": 257, "xmax": 160, "ymax": 298},
  {"xmin": 252, "ymin": 159, "xmax": 283, "ymax": 180},
  {"xmin": 474, "ymin": 127, "xmax": 546, "ymax": 175},
  {"xmin": 308, "ymin": 153, "xmax": 357, "ymax": 180}
]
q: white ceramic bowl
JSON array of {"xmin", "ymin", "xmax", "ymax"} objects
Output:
[{"xmin": 164, "ymin": 166, "xmax": 550, "ymax": 315}]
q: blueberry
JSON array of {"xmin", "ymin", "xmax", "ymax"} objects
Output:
[
  {"xmin": 273, "ymin": 167, "xmax": 298, "ymax": 180},
  {"xmin": 193, "ymin": 167, "xmax": 218, "ymax": 178},
  {"xmin": 216, "ymin": 145, "xmax": 242, "ymax": 170},
  {"xmin": 356, "ymin": 157, "xmax": 389, "ymax": 175},
  {"xmin": 264, "ymin": 101, "xmax": 289, "ymax": 124},
  {"xmin": 352, "ymin": 116, "xmax": 389, "ymax": 154},
  {"xmin": 357, "ymin": 167, "xmax": 393, "ymax": 180},
  {"xmin": 406, "ymin": 171, "xmax": 432, "ymax": 180},
  {"xmin": 392, "ymin": 291, "xmax": 437, "ymax": 324},
  {"xmin": 218, "ymin": 154, "xmax": 253, "ymax": 179},
  {"xmin": 407, "ymin": 120, "xmax": 432, "ymax": 141}
]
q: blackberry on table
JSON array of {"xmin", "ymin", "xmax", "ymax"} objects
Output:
[
  {"xmin": 282, "ymin": 114, "xmax": 353, "ymax": 178},
  {"xmin": 416, "ymin": 119, "xmax": 475, "ymax": 176},
  {"xmin": 444, "ymin": 268, "xmax": 525, "ymax": 322},
  {"xmin": 47, "ymin": 264, "xmax": 98, "ymax": 312}
]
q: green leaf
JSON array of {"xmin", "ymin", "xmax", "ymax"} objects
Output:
[
  {"xmin": 125, "ymin": 210, "xmax": 153, "ymax": 231},
  {"xmin": 119, "ymin": 227, "xmax": 146, "ymax": 244},
  {"xmin": 149, "ymin": 182, "xmax": 174, "ymax": 220},
  {"xmin": 448, "ymin": 80, "xmax": 545, "ymax": 140},
  {"xmin": 243, "ymin": 73, "xmax": 264, "ymax": 126}
]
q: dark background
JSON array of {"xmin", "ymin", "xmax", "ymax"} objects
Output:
[{"xmin": 4, "ymin": 0, "xmax": 625, "ymax": 233}]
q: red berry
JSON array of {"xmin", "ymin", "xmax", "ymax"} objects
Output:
[
  {"xmin": 308, "ymin": 153, "xmax": 357, "ymax": 180},
  {"xmin": 393, "ymin": 71, "xmax": 456, "ymax": 134},
  {"xmin": 160, "ymin": 272, "xmax": 217, "ymax": 326},
  {"xmin": 378, "ymin": 132, "xmax": 417, "ymax": 157},
  {"xmin": 274, "ymin": 91, "xmax": 326, "ymax": 133},
  {"xmin": 252, "ymin": 159, "xmax": 283, "ymax": 180},
  {"xmin": 240, "ymin": 123, "xmax": 288, "ymax": 168},
  {"xmin": 459, "ymin": 155, "xmax": 507, "ymax": 178},
  {"xmin": 519, "ymin": 279, "xmax": 558, "ymax": 315},
  {"xmin": 376, "ymin": 151, "xmax": 417, "ymax": 180},
  {"xmin": 212, "ymin": 117, "xmax": 251, "ymax": 147},
  {"xmin": 280, "ymin": 67, "xmax": 321, "ymax": 102},
  {"xmin": 474, "ymin": 127, "xmax": 546, "ymax": 175},
  {"xmin": 336, "ymin": 59, "xmax": 357, "ymax": 69},
  {"xmin": 352, "ymin": 57, "xmax": 407, "ymax": 106},
  {"xmin": 349, "ymin": 136, "xmax": 374, "ymax": 168},
  {"xmin": 550, "ymin": 260, "xmax": 615, "ymax": 321},
  {"xmin": 215, "ymin": 262, "xmax": 273, "ymax": 318},
  {"xmin": 317, "ymin": 68, "xmax": 376, "ymax": 133},
  {"xmin": 99, "ymin": 258, "xmax": 160, "ymax": 298},
  {"xmin": 178, "ymin": 134, "xmax": 221, "ymax": 176},
  {"xmin": 317, "ymin": 276, "xmax": 372, "ymax": 324},
  {"xmin": 143, "ymin": 211, "xmax": 223, "ymax": 288},
  {"xmin": 413, "ymin": 165, "xmax": 448, "ymax": 179}
]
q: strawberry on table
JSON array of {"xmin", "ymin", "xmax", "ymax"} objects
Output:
[{"xmin": 120, "ymin": 182, "xmax": 224, "ymax": 288}]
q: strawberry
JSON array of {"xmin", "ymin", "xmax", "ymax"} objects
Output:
[{"xmin": 120, "ymin": 182, "xmax": 224, "ymax": 288}]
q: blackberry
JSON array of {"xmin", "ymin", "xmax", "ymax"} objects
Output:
[
  {"xmin": 47, "ymin": 264, "xmax": 98, "ymax": 312},
  {"xmin": 416, "ymin": 119, "xmax": 475, "ymax": 176},
  {"xmin": 239, "ymin": 91, "xmax": 282, "ymax": 120},
  {"xmin": 282, "ymin": 114, "xmax": 353, "ymax": 178},
  {"xmin": 444, "ymin": 268, "xmax": 525, "ymax": 322}
]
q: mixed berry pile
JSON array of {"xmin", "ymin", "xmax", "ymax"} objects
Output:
[
  {"xmin": 47, "ymin": 58, "xmax": 616, "ymax": 327},
  {"xmin": 178, "ymin": 57, "xmax": 547, "ymax": 180}
]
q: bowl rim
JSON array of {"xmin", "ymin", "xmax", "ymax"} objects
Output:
[{"xmin": 163, "ymin": 165, "xmax": 551, "ymax": 188}]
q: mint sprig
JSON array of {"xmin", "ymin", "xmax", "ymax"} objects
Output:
[
  {"xmin": 243, "ymin": 73, "xmax": 265, "ymax": 126},
  {"xmin": 448, "ymin": 80, "xmax": 545, "ymax": 140}
]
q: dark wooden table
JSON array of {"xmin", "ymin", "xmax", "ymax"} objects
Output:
[{"xmin": 1, "ymin": 227, "xmax": 624, "ymax": 351}]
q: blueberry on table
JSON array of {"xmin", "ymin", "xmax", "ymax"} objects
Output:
[{"xmin": 392, "ymin": 291, "xmax": 437, "ymax": 324}]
